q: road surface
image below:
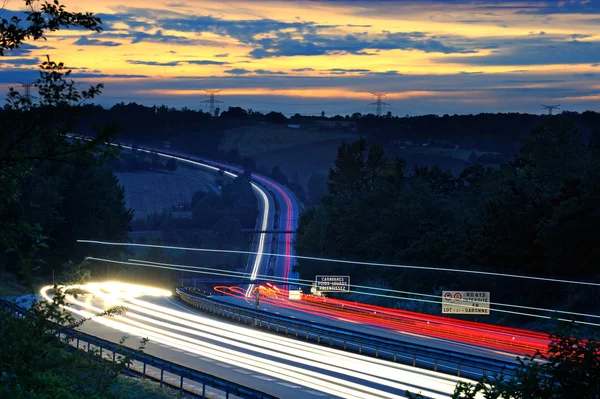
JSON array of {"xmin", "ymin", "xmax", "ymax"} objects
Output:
[{"xmin": 43, "ymin": 283, "xmax": 483, "ymax": 399}]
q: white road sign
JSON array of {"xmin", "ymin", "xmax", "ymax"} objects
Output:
[{"xmin": 442, "ymin": 291, "xmax": 490, "ymax": 315}]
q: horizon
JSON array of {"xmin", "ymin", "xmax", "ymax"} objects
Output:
[{"xmin": 1, "ymin": 0, "xmax": 600, "ymax": 116}]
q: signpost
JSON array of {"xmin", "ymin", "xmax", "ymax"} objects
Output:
[
  {"xmin": 315, "ymin": 276, "xmax": 350, "ymax": 293},
  {"xmin": 254, "ymin": 288, "xmax": 260, "ymax": 309},
  {"xmin": 442, "ymin": 291, "xmax": 490, "ymax": 315}
]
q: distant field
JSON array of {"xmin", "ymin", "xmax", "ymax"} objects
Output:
[
  {"xmin": 218, "ymin": 124, "xmax": 500, "ymax": 186},
  {"xmin": 219, "ymin": 124, "xmax": 359, "ymax": 184},
  {"xmin": 115, "ymin": 168, "xmax": 219, "ymax": 220},
  {"xmin": 219, "ymin": 124, "xmax": 358, "ymax": 157},
  {"xmin": 385, "ymin": 146, "xmax": 500, "ymax": 175}
]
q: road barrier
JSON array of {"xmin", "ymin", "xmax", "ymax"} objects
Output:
[
  {"xmin": 176, "ymin": 288, "xmax": 518, "ymax": 380},
  {"xmin": 0, "ymin": 298, "xmax": 276, "ymax": 399}
]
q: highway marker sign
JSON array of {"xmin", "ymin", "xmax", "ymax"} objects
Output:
[
  {"xmin": 442, "ymin": 291, "xmax": 490, "ymax": 315},
  {"xmin": 315, "ymin": 275, "xmax": 350, "ymax": 292}
]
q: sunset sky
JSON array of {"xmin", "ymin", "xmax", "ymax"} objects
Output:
[{"xmin": 2, "ymin": 0, "xmax": 600, "ymax": 116}]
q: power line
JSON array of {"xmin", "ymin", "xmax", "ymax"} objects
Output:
[
  {"xmin": 541, "ymin": 104, "xmax": 560, "ymax": 115},
  {"xmin": 200, "ymin": 89, "xmax": 223, "ymax": 114},
  {"xmin": 19, "ymin": 82, "xmax": 35, "ymax": 104},
  {"xmin": 368, "ymin": 92, "xmax": 390, "ymax": 116},
  {"xmin": 77, "ymin": 240, "xmax": 600, "ymax": 288},
  {"xmin": 84, "ymin": 257, "xmax": 600, "ymax": 327},
  {"xmin": 124, "ymin": 258, "xmax": 600, "ymax": 320}
]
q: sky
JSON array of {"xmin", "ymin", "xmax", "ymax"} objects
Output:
[{"xmin": 1, "ymin": 0, "xmax": 600, "ymax": 116}]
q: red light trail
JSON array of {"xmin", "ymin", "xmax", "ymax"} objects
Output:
[{"xmin": 213, "ymin": 285, "xmax": 550, "ymax": 356}]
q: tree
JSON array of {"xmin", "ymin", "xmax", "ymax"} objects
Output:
[
  {"xmin": 242, "ymin": 157, "xmax": 256, "ymax": 178},
  {"xmin": 165, "ymin": 157, "xmax": 177, "ymax": 172},
  {"xmin": 271, "ymin": 166, "xmax": 289, "ymax": 185},
  {"xmin": 265, "ymin": 111, "xmax": 287, "ymax": 124},
  {"xmin": 307, "ymin": 172, "xmax": 328, "ymax": 205},
  {"xmin": 0, "ymin": 289, "xmax": 132, "ymax": 399},
  {"xmin": 220, "ymin": 106, "xmax": 248, "ymax": 121},
  {"xmin": 214, "ymin": 215, "xmax": 242, "ymax": 245},
  {"xmin": 150, "ymin": 151, "xmax": 162, "ymax": 170},
  {"xmin": 420, "ymin": 333, "xmax": 600, "ymax": 399},
  {"xmin": 0, "ymin": 0, "xmax": 115, "ymax": 287}
]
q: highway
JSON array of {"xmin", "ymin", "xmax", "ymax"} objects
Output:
[
  {"xmin": 128, "ymin": 143, "xmax": 298, "ymax": 290},
  {"xmin": 68, "ymin": 136, "xmax": 546, "ymax": 395},
  {"xmin": 75, "ymin": 137, "xmax": 550, "ymax": 357},
  {"xmin": 43, "ymin": 282, "xmax": 481, "ymax": 399}
]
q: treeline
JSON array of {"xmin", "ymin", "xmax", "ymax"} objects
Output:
[
  {"xmin": 132, "ymin": 175, "xmax": 258, "ymax": 235},
  {"xmin": 57, "ymin": 103, "xmax": 600, "ymax": 157},
  {"xmin": 110, "ymin": 150, "xmax": 177, "ymax": 173},
  {"xmin": 295, "ymin": 116, "xmax": 600, "ymax": 328},
  {"xmin": 0, "ymin": 113, "xmax": 133, "ymax": 285}
]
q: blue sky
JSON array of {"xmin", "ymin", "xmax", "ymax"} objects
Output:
[{"xmin": 1, "ymin": 0, "xmax": 599, "ymax": 116}]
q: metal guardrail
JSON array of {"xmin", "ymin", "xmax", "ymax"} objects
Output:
[
  {"xmin": 176, "ymin": 288, "xmax": 518, "ymax": 380},
  {"xmin": 0, "ymin": 298, "xmax": 276, "ymax": 399}
]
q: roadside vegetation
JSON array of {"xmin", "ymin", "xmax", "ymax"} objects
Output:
[
  {"xmin": 0, "ymin": 1, "xmax": 182, "ymax": 398},
  {"xmin": 1, "ymin": 1, "xmax": 599, "ymax": 397},
  {"xmin": 295, "ymin": 120, "xmax": 600, "ymax": 331},
  {"xmin": 407, "ymin": 330, "xmax": 600, "ymax": 398}
]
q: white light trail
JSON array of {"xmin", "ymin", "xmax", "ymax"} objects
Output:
[
  {"xmin": 77, "ymin": 239, "xmax": 600, "ymax": 288},
  {"xmin": 67, "ymin": 135, "xmax": 269, "ymax": 297},
  {"xmin": 42, "ymin": 282, "xmax": 483, "ymax": 399},
  {"xmin": 85, "ymin": 257, "xmax": 600, "ymax": 327}
]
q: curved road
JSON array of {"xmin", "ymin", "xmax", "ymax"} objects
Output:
[{"xmin": 44, "ymin": 282, "xmax": 479, "ymax": 399}]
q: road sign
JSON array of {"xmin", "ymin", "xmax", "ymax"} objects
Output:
[
  {"xmin": 315, "ymin": 276, "xmax": 350, "ymax": 292},
  {"xmin": 442, "ymin": 291, "xmax": 490, "ymax": 315}
]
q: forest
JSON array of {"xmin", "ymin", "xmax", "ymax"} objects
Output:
[{"xmin": 294, "ymin": 117, "xmax": 600, "ymax": 330}]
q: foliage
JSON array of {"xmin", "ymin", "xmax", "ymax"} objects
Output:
[
  {"xmin": 418, "ymin": 333, "xmax": 600, "ymax": 399},
  {"xmin": 306, "ymin": 172, "xmax": 328, "ymax": 205},
  {"xmin": 110, "ymin": 376, "xmax": 184, "ymax": 399},
  {"xmin": 0, "ymin": 287, "xmax": 135, "ymax": 399},
  {"xmin": 165, "ymin": 157, "xmax": 177, "ymax": 173},
  {"xmin": 295, "ymin": 118, "xmax": 600, "ymax": 321},
  {"xmin": 0, "ymin": 1, "xmax": 133, "ymax": 288}
]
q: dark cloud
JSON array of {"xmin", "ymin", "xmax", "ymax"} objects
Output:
[
  {"xmin": 102, "ymin": 29, "xmax": 220, "ymax": 46},
  {"xmin": 2, "ymin": 57, "xmax": 41, "ymax": 66},
  {"xmin": 108, "ymin": 8, "xmax": 474, "ymax": 58},
  {"xmin": 366, "ymin": 70, "xmax": 401, "ymax": 76},
  {"xmin": 515, "ymin": 2, "xmax": 600, "ymax": 15},
  {"xmin": 248, "ymin": 31, "xmax": 474, "ymax": 58},
  {"xmin": 215, "ymin": 53, "xmax": 229, "ymax": 57},
  {"xmin": 73, "ymin": 36, "xmax": 122, "ymax": 47},
  {"xmin": 323, "ymin": 68, "xmax": 371, "ymax": 75},
  {"xmin": 127, "ymin": 59, "xmax": 227, "ymax": 67},
  {"xmin": 2, "ymin": 42, "xmax": 54, "ymax": 56},
  {"xmin": 254, "ymin": 69, "xmax": 287, "ymax": 75},
  {"xmin": 127, "ymin": 60, "xmax": 181, "ymax": 67},
  {"xmin": 292, "ymin": 68, "xmax": 315, "ymax": 72},
  {"xmin": 0, "ymin": 68, "xmax": 148, "ymax": 83},
  {"xmin": 441, "ymin": 36, "xmax": 600, "ymax": 66},
  {"xmin": 224, "ymin": 68, "xmax": 252, "ymax": 75}
]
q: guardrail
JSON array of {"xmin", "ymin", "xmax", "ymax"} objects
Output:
[
  {"xmin": 0, "ymin": 298, "xmax": 276, "ymax": 399},
  {"xmin": 176, "ymin": 288, "xmax": 518, "ymax": 380}
]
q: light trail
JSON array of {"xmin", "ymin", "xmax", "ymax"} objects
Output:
[
  {"xmin": 123, "ymin": 257, "xmax": 600, "ymax": 322},
  {"xmin": 84, "ymin": 257, "xmax": 600, "ymax": 329},
  {"xmin": 213, "ymin": 285, "xmax": 550, "ymax": 356},
  {"xmin": 66, "ymin": 135, "xmax": 271, "ymax": 297},
  {"xmin": 77, "ymin": 239, "xmax": 600, "ymax": 288},
  {"xmin": 41, "ymin": 282, "xmax": 484, "ymax": 399}
]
